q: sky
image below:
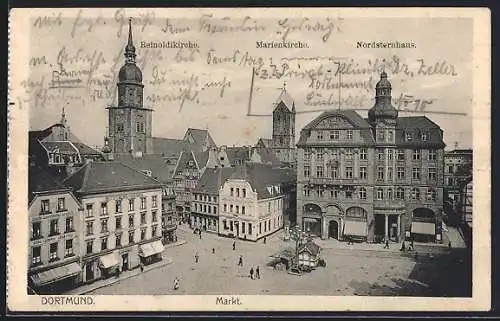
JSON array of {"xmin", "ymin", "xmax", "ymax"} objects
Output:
[{"xmin": 17, "ymin": 8, "xmax": 473, "ymax": 150}]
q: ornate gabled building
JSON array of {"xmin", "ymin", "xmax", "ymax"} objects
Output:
[
  {"xmin": 296, "ymin": 72, "xmax": 445, "ymax": 244},
  {"xmin": 29, "ymin": 108, "xmax": 103, "ymax": 179}
]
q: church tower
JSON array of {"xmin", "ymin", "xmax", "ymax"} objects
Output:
[
  {"xmin": 106, "ymin": 18, "xmax": 153, "ymax": 156},
  {"xmin": 272, "ymin": 85, "xmax": 296, "ymax": 165}
]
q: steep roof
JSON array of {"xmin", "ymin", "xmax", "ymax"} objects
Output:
[
  {"xmin": 72, "ymin": 142, "xmax": 102, "ymax": 156},
  {"xmin": 173, "ymin": 151, "xmax": 199, "ymax": 176},
  {"xmin": 28, "ymin": 167, "xmax": 70, "ymax": 203},
  {"xmin": 113, "ymin": 154, "xmax": 176, "ymax": 184},
  {"xmin": 298, "ymin": 240, "xmax": 321, "ymax": 256},
  {"xmin": 40, "ymin": 141, "xmax": 78, "ymax": 154},
  {"xmin": 228, "ymin": 163, "xmax": 295, "ymax": 199},
  {"xmin": 252, "ymin": 147, "xmax": 282, "ymax": 167},
  {"xmin": 303, "ymin": 110, "xmax": 371, "ymax": 130},
  {"xmin": 152, "ymin": 137, "xmax": 194, "ymax": 158},
  {"xmin": 193, "ymin": 167, "xmax": 236, "ymax": 195},
  {"xmin": 274, "ymin": 89, "xmax": 295, "ymax": 112},
  {"xmin": 63, "ymin": 161, "xmax": 163, "ymax": 195},
  {"xmin": 395, "ymin": 116, "xmax": 445, "ymax": 148},
  {"xmin": 226, "ymin": 147, "xmax": 251, "ymax": 164},
  {"xmin": 193, "ymin": 150, "xmax": 210, "ymax": 169},
  {"xmin": 256, "ymin": 138, "xmax": 273, "ymax": 148},
  {"xmin": 298, "ymin": 110, "xmax": 375, "ymax": 147},
  {"xmin": 185, "ymin": 128, "xmax": 209, "ymax": 145}
]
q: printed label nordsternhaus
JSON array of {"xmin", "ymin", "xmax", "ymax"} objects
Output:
[
  {"xmin": 256, "ymin": 40, "xmax": 309, "ymax": 49},
  {"xmin": 140, "ymin": 40, "xmax": 199, "ymax": 49}
]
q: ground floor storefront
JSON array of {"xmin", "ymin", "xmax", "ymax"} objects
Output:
[
  {"xmin": 298, "ymin": 203, "xmax": 441, "ymax": 244},
  {"xmin": 82, "ymin": 246, "xmax": 141, "ymax": 284},
  {"xmin": 190, "ymin": 212, "xmax": 218, "ymax": 234},
  {"xmin": 29, "ymin": 261, "xmax": 82, "ymax": 294}
]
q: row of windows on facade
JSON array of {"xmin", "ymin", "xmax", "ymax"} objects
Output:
[
  {"xmin": 31, "ymin": 217, "xmax": 74, "ymax": 240},
  {"xmin": 194, "ymin": 194, "xmax": 218, "ymax": 203},
  {"xmin": 222, "ymin": 216, "xmax": 280, "ymax": 234},
  {"xmin": 313, "ymin": 129, "xmax": 432, "ymax": 142},
  {"xmin": 84, "ymin": 226, "xmax": 159, "ymax": 255},
  {"xmin": 84, "ymin": 212, "xmax": 159, "ymax": 236},
  {"xmin": 302, "ymin": 186, "xmax": 438, "ymax": 201},
  {"xmin": 193, "ymin": 203, "xmax": 217, "ymax": 214},
  {"xmin": 222, "ymin": 199, "xmax": 283, "ymax": 215},
  {"xmin": 31, "ymin": 239, "xmax": 74, "ymax": 265},
  {"xmin": 48, "ymin": 154, "xmax": 78, "ymax": 164},
  {"xmin": 84, "ymin": 196, "xmax": 158, "ymax": 217},
  {"xmin": 229, "ymin": 187, "xmax": 247, "ymax": 198},
  {"xmin": 39, "ymin": 196, "xmax": 159, "ymax": 215},
  {"xmin": 303, "ymin": 165, "xmax": 438, "ymax": 181},
  {"xmin": 115, "ymin": 122, "xmax": 145, "ymax": 133},
  {"xmin": 303, "ymin": 148, "xmax": 438, "ymax": 162}
]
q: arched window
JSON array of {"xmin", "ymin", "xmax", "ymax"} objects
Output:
[
  {"xmin": 427, "ymin": 188, "xmax": 437, "ymax": 201},
  {"xmin": 411, "ymin": 188, "xmax": 420, "ymax": 200},
  {"xmin": 358, "ymin": 187, "xmax": 367, "ymax": 199},
  {"xmin": 376, "ymin": 188, "xmax": 384, "ymax": 200},
  {"xmin": 396, "ymin": 187, "xmax": 405, "ymax": 200}
]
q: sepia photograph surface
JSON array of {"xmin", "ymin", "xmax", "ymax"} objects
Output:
[{"xmin": 7, "ymin": 7, "xmax": 490, "ymax": 312}]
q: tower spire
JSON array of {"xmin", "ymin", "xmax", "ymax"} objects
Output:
[
  {"xmin": 125, "ymin": 17, "xmax": 136, "ymax": 64},
  {"xmin": 60, "ymin": 107, "xmax": 67, "ymax": 126}
]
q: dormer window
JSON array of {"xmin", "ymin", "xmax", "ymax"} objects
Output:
[
  {"xmin": 406, "ymin": 132, "xmax": 413, "ymax": 141},
  {"xmin": 317, "ymin": 131, "xmax": 323, "ymax": 140},
  {"xmin": 330, "ymin": 130, "xmax": 339, "ymax": 140},
  {"xmin": 421, "ymin": 132, "xmax": 429, "ymax": 141},
  {"xmin": 188, "ymin": 160, "xmax": 194, "ymax": 166},
  {"xmin": 267, "ymin": 186, "xmax": 273, "ymax": 195},
  {"xmin": 377, "ymin": 130, "xmax": 385, "ymax": 141},
  {"xmin": 346, "ymin": 130, "xmax": 353, "ymax": 140}
]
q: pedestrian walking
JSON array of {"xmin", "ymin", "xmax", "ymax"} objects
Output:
[
  {"xmin": 347, "ymin": 236, "xmax": 353, "ymax": 245},
  {"xmin": 115, "ymin": 267, "xmax": 120, "ymax": 278},
  {"xmin": 400, "ymin": 242, "xmax": 406, "ymax": 252},
  {"xmin": 383, "ymin": 239, "xmax": 389, "ymax": 249},
  {"xmin": 256, "ymin": 266, "xmax": 260, "ymax": 279},
  {"xmin": 173, "ymin": 277, "xmax": 180, "ymax": 290},
  {"xmin": 212, "ymin": 248, "xmax": 215, "ymax": 254},
  {"xmin": 409, "ymin": 240, "xmax": 414, "ymax": 251},
  {"xmin": 238, "ymin": 255, "xmax": 243, "ymax": 266},
  {"xmin": 199, "ymin": 231, "xmax": 202, "ymax": 239},
  {"xmin": 263, "ymin": 237, "xmax": 267, "ymax": 244},
  {"xmin": 140, "ymin": 262, "xmax": 144, "ymax": 272},
  {"xmin": 232, "ymin": 241, "xmax": 236, "ymax": 251},
  {"xmin": 448, "ymin": 241, "xmax": 452, "ymax": 250},
  {"xmin": 250, "ymin": 267, "xmax": 254, "ymax": 280},
  {"xmin": 195, "ymin": 252, "xmax": 199, "ymax": 263}
]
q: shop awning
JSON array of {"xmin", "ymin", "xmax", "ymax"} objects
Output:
[
  {"xmin": 30, "ymin": 262, "xmax": 81, "ymax": 287},
  {"xmin": 139, "ymin": 240, "xmax": 164, "ymax": 257},
  {"xmin": 412, "ymin": 222, "xmax": 435, "ymax": 235},
  {"xmin": 343, "ymin": 220, "xmax": 367, "ymax": 237},
  {"xmin": 99, "ymin": 252, "xmax": 120, "ymax": 269},
  {"xmin": 303, "ymin": 217, "xmax": 320, "ymax": 223}
]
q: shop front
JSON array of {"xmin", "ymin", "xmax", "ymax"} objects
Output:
[
  {"xmin": 29, "ymin": 262, "xmax": 82, "ymax": 294},
  {"xmin": 98, "ymin": 252, "xmax": 121, "ymax": 279},
  {"xmin": 343, "ymin": 207, "xmax": 368, "ymax": 242},
  {"xmin": 139, "ymin": 240, "xmax": 164, "ymax": 265},
  {"xmin": 302, "ymin": 203, "xmax": 322, "ymax": 237},
  {"xmin": 162, "ymin": 223, "xmax": 178, "ymax": 244}
]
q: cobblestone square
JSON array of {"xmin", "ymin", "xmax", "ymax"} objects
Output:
[{"xmin": 88, "ymin": 226, "xmax": 471, "ymax": 296}]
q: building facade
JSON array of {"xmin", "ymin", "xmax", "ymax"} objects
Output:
[
  {"xmin": 444, "ymin": 149, "xmax": 473, "ymax": 208},
  {"xmin": 296, "ymin": 72, "xmax": 445, "ymax": 243},
  {"xmin": 28, "ymin": 167, "xmax": 83, "ymax": 294},
  {"xmin": 218, "ymin": 164, "xmax": 294, "ymax": 241},
  {"xmin": 191, "ymin": 167, "xmax": 236, "ymax": 233},
  {"xmin": 63, "ymin": 161, "xmax": 164, "ymax": 283}
]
